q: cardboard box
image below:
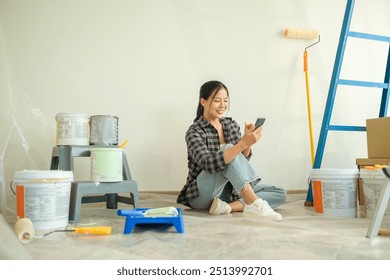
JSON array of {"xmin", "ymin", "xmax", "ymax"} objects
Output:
[
  {"xmin": 356, "ymin": 158, "xmax": 390, "ymax": 167},
  {"xmin": 366, "ymin": 117, "xmax": 390, "ymax": 158}
]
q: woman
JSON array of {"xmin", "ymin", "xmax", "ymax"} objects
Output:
[{"xmin": 176, "ymin": 80, "xmax": 286, "ymax": 221}]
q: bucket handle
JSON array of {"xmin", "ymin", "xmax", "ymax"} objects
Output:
[
  {"xmin": 9, "ymin": 180, "xmax": 16, "ymax": 195},
  {"xmin": 307, "ymin": 176, "xmax": 312, "ymax": 187}
]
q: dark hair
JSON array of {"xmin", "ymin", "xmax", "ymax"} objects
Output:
[{"xmin": 194, "ymin": 80, "xmax": 229, "ymax": 122}]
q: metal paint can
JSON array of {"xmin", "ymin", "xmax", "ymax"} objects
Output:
[{"xmin": 89, "ymin": 115, "xmax": 119, "ymax": 146}]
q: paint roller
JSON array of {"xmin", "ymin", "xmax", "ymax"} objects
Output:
[
  {"xmin": 284, "ymin": 27, "xmax": 320, "ymax": 166},
  {"xmin": 15, "ymin": 218, "xmax": 111, "ymax": 244},
  {"xmin": 284, "ymin": 28, "xmax": 319, "ymax": 40},
  {"xmin": 117, "ymin": 207, "xmax": 179, "ymax": 217},
  {"xmin": 15, "ymin": 218, "xmax": 35, "ymax": 244},
  {"xmin": 285, "ymin": 28, "xmax": 320, "ymax": 207}
]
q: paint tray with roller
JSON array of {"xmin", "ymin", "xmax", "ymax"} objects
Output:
[{"xmin": 117, "ymin": 207, "xmax": 184, "ymax": 234}]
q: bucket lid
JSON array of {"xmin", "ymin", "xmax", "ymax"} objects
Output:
[
  {"xmin": 90, "ymin": 148, "xmax": 123, "ymax": 152},
  {"xmin": 360, "ymin": 168, "xmax": 385, "ymax": 179},
  {"xmin": 55, "ymin": 112, "xmax": 89, "ymax": 119},
  {"xmin": 310, "ymin": 168, "xmax": 359, "ymax": 178},
  {"xmin": 90, "ymin": 115, "xmax": 118, "ymax": 119},
  {"xmin": 14, "ymin": 170, "xmax": 74, "ymax": 180}
]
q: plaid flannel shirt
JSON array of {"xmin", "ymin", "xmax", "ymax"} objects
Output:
[{"xmin": 176, "ymin": 117, "xmax": 252, "ymax": 206}]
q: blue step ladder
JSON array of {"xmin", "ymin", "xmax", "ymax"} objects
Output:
[{"xmin": 305, "ymin": 0, "xmax": 390, "ymax": 205}]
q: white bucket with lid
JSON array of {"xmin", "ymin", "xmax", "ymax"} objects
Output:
[
  {"xmin": 360, "ymin": 168, "xmax": 390, "ymax": 218},
  {"xmin": 89, "ymin": 115, "xmax": 119, "ymax": 146},
  {"xmin": 55, "ymin": 113, "xmax": 90, "ymax": 145},
  {"xmin": 90, "ymin": 148, "xmax": 123, "ymax": 182},
  {"xmin": 14, "ymin": 170, "xmax": 74, "ymax": 230},
  {"xmin": 310, "ymin": 168, "xmax": 359, "ymax": 218}
]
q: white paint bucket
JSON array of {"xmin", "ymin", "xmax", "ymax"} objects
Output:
[
  {"xmin": 360, "ymin": 168, "xmax": 390, "ymax": 218},
  {"xmin": 89, "ymin": 115, "xmax": 119, "ymax": 146},
  {"xmin": 311, "ymin": 169, "xmax": 359, "ymax": 218},
  {"xmin": 55, "ymin": 113, "xmax": 90, "ymax": 145},
  {"xmin": 90, "ymin": 148, "xmax": 123, "ymax": 182},
  {"xmin": 14, "ymin": 170, "xmax": 74, "ymax": 230}
]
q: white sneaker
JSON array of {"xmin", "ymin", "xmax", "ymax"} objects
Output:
[
  {"xmin": 245, "ymin": 198, "xmax": 282, "ymax": 222},
  {"xmin": 209, "ymin": 198, "xmax": 232, "ymax": 215}
]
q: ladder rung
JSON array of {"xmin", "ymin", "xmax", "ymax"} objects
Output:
[
  {"xmin": 328, "ymin": 125, "xmax": 366, "ymax": 131},
  {"xmin": 338, "ymin": 79, "xmax": 389, "ymax": 89},
  {"xmin": 349, "ymin": 31, "xmax": 390, "ymax": 43}
]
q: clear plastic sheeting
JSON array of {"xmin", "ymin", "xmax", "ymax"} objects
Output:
[
  {"xmin": 1, "ymin": 192, "xmax": 390, "ymax": 260},
  {"xmin": 0, "ymin": 24, "xmax": 54, "ymax": 214}
]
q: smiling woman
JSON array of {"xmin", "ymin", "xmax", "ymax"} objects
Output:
[{"xmin": 176, "ymin": 80, "xmax": 286, "ymax": 222}]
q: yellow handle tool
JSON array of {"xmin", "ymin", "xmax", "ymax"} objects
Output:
[
  {"xmin": 71, "ymin": 226, "xmax": 112, "ymax": 235},
  {"xmin": 304, "ymin": 50, "xmax": 315, "ymax": 166},
  {"xmin": 43, "ymin": 226, "xmax": 112, "ymax": 237},
  {"xmin": 119, "ymin": 139, "xmax": 129, "ymax": 149}
]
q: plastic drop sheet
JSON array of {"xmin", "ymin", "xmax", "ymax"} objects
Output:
[
  {"xmin": 0, "ymin": 24, "xmax": 53, "ymax": 205},
  {"xmin": 2, "ymin": 193, "xmax": 390, "ymax": 260}
]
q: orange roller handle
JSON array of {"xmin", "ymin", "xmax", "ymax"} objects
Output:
[
  {"xmin": 303, "ymin": 49, "xmax": 315, "ymax": 165},
  {"xmin": 72, "ymin": 226, "xmax": 112, "ymax": 235},
  {"xmin": 304, "ymin": 50, "xmax": 309, "ymax": 71}
]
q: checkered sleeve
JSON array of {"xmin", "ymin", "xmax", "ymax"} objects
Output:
[{"xmin": 186, "ymin": 128, "xmax": 226, "ymax": 174}]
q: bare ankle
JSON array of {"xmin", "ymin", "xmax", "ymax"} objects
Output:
[
  {"xmin": 229, "ymin": 201, "xmax": 245, "ymax": 212},
  {"xmin": 240, "ymin": 184, "xmax": 258, "ymax": 205}
]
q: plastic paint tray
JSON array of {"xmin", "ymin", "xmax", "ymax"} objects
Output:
[{"xmin": 117, "ymin": 208, "xmax": 184, "ymax": 234}]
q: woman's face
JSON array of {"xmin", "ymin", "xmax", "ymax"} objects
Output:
[{"xmin": 201, "ymin": 87, "xmax": 229, "ymax": 120}]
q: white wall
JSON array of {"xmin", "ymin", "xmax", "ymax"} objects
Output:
[{"xmin": 1, "ymin": 0, "xmax": 389, "ymax": 199}]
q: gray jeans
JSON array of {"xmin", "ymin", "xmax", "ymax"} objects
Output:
[{"xmin": 188, "ymin": 144, "xmax": 286, "ymax": 210}]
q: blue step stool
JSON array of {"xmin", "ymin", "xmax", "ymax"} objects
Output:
[{"xmin": 117, "ymin": 208, "xmax": 184, "ymax": 234}]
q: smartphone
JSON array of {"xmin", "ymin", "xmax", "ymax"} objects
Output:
[{"xmin": 254, "ymin": 118, "xmax": 266, "ymax": 130}]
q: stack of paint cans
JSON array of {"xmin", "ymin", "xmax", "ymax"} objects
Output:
[
  {"xmin": 55, "ymin": 113, "xmax": 120, "ymax": 146},
  {"xmin": 89, "ymin": 115, "xmax": 122, "ymax": 182},
  {"xmin": 54, "ymin": 113, "xmax": 122, "ymax": 182}
]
